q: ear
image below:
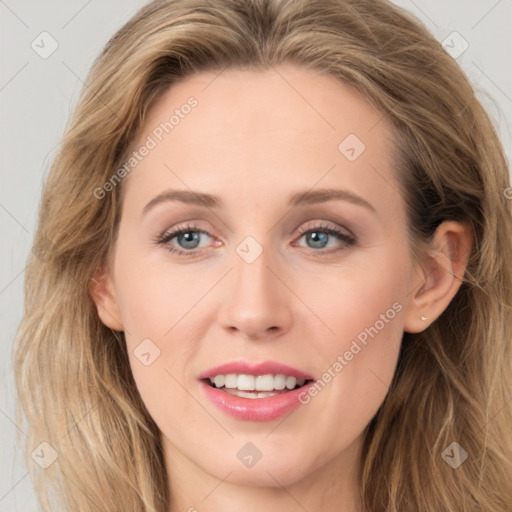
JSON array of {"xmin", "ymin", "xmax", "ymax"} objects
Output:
[
  {"xmin": 89, "ymin": 266, "xmax": 124, "ymax": 331},
  {"xmin": 404, "ymin": 220, "xmax": 473, "ymax": 333}
]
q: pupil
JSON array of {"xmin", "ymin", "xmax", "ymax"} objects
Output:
[
  {"xmin": 308, "ymin": 231, "xmax": 328, "ymax": 248},
  {"xmin": 179, "ymin": 232, "xmax": 200, "ymax": 249}
]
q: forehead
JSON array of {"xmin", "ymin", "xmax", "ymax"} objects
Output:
[
  {"xmin": 123, "ymin": 64, "xmax": 401, "ymax": 218},
  {"xmin": 142, "ymin": 65, "xmax": 390, "ymax": 145}
]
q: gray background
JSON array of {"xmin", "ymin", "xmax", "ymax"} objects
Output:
[{"xmin": 1, "ymin": 0, "xmax": 511, "ymax": 510}]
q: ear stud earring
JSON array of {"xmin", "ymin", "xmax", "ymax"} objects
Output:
[{"xmin": 421, "ymin": 315, "xmax": 427, "ymax": 321}]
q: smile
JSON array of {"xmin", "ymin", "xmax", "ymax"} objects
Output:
[
  {"xmin": 206, "ymin": 373, "xmax": 309, "ymax": 399},
  {"xmin": 199, "ymin": 361, "xmax": 315, "ymax": 421}
]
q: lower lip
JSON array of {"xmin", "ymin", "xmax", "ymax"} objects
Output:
[{"xmin": 200, "ymin": 381, "xmax": 313, "ymax": 421}]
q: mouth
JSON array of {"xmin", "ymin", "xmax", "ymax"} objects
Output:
[
  {"xmin": 202, "ymin": 373, "xmax": 314, "ymax": 399},
  {"xmin": 198, "ymin": 361, "xmax": 316, "ymax": 420}
]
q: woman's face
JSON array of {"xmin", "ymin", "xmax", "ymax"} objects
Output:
[{"xmin": 101, "ymin": 65, "xmax": 423, "ymax": 497}]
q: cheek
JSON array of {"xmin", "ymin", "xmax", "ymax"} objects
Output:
[
  {"xmin": 291, "ymin": 251, "xmax": 408, "ymax": 430},
  {"xmin": 112, "ymin": 246, "xmax": 216, "ymax": 419},
  {"xmin": 113, "ymin": 243, "xmax": 208, "ymax": 341},
  {"xmin": 296, "ymin": 248, "xmax": 408, "ymax": 357}
]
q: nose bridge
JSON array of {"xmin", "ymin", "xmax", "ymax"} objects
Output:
[
  {"xmin": 234, "ymin": 237, "xmax": 273, "ymax": 298},
  {"xmin": 218, "ymin": 234, "xmax": 292, "ymax": 338}
]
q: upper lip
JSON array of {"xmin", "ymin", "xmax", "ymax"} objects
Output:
[{"xmin": 198, "ymin": 360, "xmax": 315, "ymax": 381}]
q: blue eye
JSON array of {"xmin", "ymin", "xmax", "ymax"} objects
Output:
[
  {"xmin": 295, "ymin": 223, "xmax": 356, "ymax": 253},
  {"xmin": 155, "ymin": 223, "xmax": 211, "ymax": 256},
  {"xmin": 170, "ymin": 230, "xmax": 204, "ymax": 250},
  {"xmin": 154, "ymin": 222, "xmax": 356, "ymax": 257}
]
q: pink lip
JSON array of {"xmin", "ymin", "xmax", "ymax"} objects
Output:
[
  {"xmin": 198, "ymin": 360, "xmax": 315, "ymax": 422},
  {"xmin": 200, "ymin": 381, "xmax": 315, "ymax": 422},
  {"xmin": 198, "ymin": 360, "xmax": 315, "ymax": 380}
]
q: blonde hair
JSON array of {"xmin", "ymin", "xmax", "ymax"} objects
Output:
[{"xmin": 13, "ymin": 0, "xmax": 512, "ymax": 510}]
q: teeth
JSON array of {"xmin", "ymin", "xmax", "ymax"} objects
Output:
[
  {"xmin": 238, "ymin": 374, "xmax": 255, "ymax": 390},
  {"xmin": 274, "ymin": 374, "xmax": 286, "ymax": 390},
  {"xmin": 207, "ymin": 373, "xmax": 307, "ymax": 391},
  {"xmin": 285, "ymin": 376, "xmax": 296, "ymax": 390},
  {"xmin": 255, "ymin": 374, "xmax": 274, "ymax": 391},
  {"xmin": 225, "ymin": 374, "xmax": 238, "ymax": 389},
  {"xmin": 224, "ymin": 389, "xmax": 281, "ymax": 399}
]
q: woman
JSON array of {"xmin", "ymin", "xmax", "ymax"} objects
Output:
[{"xmin": 13, "ymin": 0, "xmax": 512, "ymax": 511}]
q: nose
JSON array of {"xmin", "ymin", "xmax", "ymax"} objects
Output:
[{"xmin": 217, "ymin": 243, "xmax": 293, "ymax": 340}]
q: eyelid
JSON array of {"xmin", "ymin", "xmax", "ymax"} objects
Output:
[
  {"xmin": 296, "ymin": 220, "xmax": 355, "ymax": 239},
  {"xmin": 153, "ymin": 222, "xmax": 211, "ymax": 245}
]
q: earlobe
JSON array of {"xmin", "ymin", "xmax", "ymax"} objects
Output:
[
  {"xmin": 403, "ymin": 221, "xmax": 473, "ymax": 334},
  {"xmin": 89, "ymin": 266, "xmax": 124, "ymax": 331}
]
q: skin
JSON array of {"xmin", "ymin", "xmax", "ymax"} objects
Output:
[{"xmin": 91, "ymin": 64, "xmax": 472, "ymax": 512}]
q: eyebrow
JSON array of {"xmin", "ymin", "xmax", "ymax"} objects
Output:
[{"xmin": 142, "ymin": 187, "xmax": 376, "ymax": 216}]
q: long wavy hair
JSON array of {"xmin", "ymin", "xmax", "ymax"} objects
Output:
[{"xmin": 13, "ymin": 0, "xmax": 512, "ymax": 510}]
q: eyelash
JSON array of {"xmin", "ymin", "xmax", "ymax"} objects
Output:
[{"xmin": 153, "ymin": 222, "xmax": 356, "ymax": 258}]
